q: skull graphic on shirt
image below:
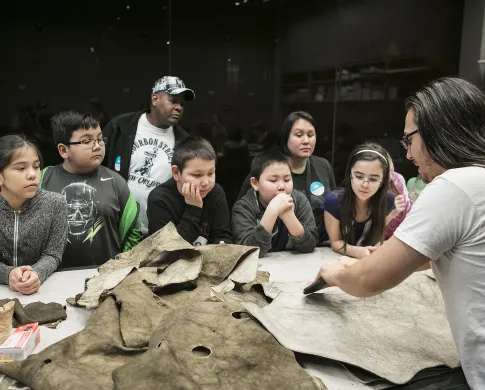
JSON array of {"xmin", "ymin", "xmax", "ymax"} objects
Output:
[{"xmin": 62, "ymin": 182, "xmax": 103, "ymax": 242}]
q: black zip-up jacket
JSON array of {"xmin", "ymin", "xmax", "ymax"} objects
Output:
[{"xmin": 102, "ymin": 109, "xmax": 189, "ymax": 181}]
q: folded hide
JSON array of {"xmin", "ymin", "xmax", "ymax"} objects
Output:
[
  {"xmin": 72, "ymin": 223, "xmax": 260, "ymax": 310},
  {"xmin": 74, "ymin": 223, "xmax": 203, "ymax": 309}
]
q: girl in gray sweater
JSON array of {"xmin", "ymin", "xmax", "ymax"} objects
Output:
[{"xmin": 0, "ymin": 135, "xmax": 68, "ymax": 295}]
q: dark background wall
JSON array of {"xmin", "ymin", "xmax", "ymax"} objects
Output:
[
  {"xmin": 280, "ymin": 0, "xmax": 462, "ymax": 73},
  {"xmin": 0, "ymin": 0, "xmax": 466, "ymax": 190},
  {"xmin": 0, "ymin": 0, "xmax": 277, "ymax": 131},
  {"xmin": 459, "ymin": 0, "xmax": 485, "ymax": 86},
  {"xmin": 276, "ymin": 0, "xmax": 463, "ymax": 181}
]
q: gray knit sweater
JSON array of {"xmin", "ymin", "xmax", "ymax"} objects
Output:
[{"xmin": 0, "ymin": 189, "xmax": 68, "ymax": 285}]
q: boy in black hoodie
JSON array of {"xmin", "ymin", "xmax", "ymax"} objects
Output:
[{"xmin": 147, "ymin": 136, "xmax": 232, "ymax": 245}]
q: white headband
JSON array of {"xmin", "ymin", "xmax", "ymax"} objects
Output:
[{"xmin": 354, "ymin": 149, "xmax": 388, "ymax": 165}]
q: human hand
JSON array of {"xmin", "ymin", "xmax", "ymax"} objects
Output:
[
  {"xmin": 16, "ymin": 270, "xmax": 41, "ymax": 295},
  {"xmin": 368, "ymin": 246, "xmax": 379, "ymax": 254},
  {"xmin": 181, "ymin": 182, "xmax": 203, "ymax": 208},
  {"xmin": 314, "ymin": 260, "xmax": 346, "ymax": 287},
  {"xmin": 8, "ymin": 266, "xmax": 33, "ymax": 292},
  {"xmin": 358, "ymin": 246, "xmax": 377, "ymax": 259},
  {"xmin": 393, "ymin": 195, "xmax": 406, "ymax": 215},
  {"xmin": 279, "ymin": 200, "xmax": 297, "ymax": 221},
  {"xmin": 314, "ymin": 254, "xmax": 363, "ymax": 287},
  {"xmin": 339, "ymin": 256, "xmax": 358, "ymax": 268},
  {"xmin": 267, "ymin": 193, "xmax": 293, "ymax": 217}
]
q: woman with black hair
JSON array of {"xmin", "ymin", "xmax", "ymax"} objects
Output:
[{"xmin": 237, "ymin": 111, "xmax": 336, "ymax": 242}]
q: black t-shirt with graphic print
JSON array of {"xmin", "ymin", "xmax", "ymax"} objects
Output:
[{"xmin": 41, "ymin": 165, "xmax": 131, "ymax": 268}]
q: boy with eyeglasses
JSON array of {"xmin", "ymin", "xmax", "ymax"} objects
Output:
[{"xmin": 40, "ymin": 111, "xmax": 142, "ymax": 269}]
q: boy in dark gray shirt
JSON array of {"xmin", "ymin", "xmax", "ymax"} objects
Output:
[
  {"xmin": 232, "ymin": 150, "xmax": 318, "ymax": 257},
  {"xmin": 41, "ymin": 111, "xmax": 141, "ymax": 269}
]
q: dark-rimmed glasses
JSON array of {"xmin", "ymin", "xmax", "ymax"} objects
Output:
[
  {"xmin": 65, "ymin": 137, "xmax": 107, "ymax": 149},
  {"xmin": 400, "ymin": 129, "xmax": 419, "ymax": 150},
  {"xmin": 350, "ymin": 175, "xmax": 382, "ymax": 188}
]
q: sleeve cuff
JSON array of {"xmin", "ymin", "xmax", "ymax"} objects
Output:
[
  {"xmin": 258, "ymin": 224, "xmax": 278, "ymax": 239},
  {"xmin": 290, "ymin": 229, "xmax": 309, "ymax": 243},
  {"xmin": 0, "ymin": 266, "xmax": 14, "ymax": 285},
  {"xmin": 31, "ymin": 264, "xmax": 49, "ymax": 283},
  {"xmin": 183, "ymin": 204, "xmax": 203, "ymax": 219}
]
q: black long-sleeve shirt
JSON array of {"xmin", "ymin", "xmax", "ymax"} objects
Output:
[{"xmin": 147, "ymin": 178, "xmax": 233, "ymax": 244}]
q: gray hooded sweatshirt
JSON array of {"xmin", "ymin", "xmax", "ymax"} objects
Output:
[
  {"xmin": 232, "ymin": 189, "xmax": 318, "ymax": 257},
  {"xmin": 0, "ymin": 189, "xmax": 68, "ymax": 285}
]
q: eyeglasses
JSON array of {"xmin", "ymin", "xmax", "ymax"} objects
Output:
[
  {"xmin": 400, "ymin": 129, "xmax": 419, "ymax": 150},
  {"xmin": 66, "ymin": 137, "xmax": 107, "ymax": 149},
  {"xmin": 350, "ymin": 175, "xmax": 382, "ymax": 188}
]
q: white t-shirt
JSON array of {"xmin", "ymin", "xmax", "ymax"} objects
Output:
[
  {"xmin": 128, "ymin": 113, "xmax": 175, "ymax": 234},
  {"xmin": 394, "ymin": 167, "xmax": 485, "ymax": 389}
]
